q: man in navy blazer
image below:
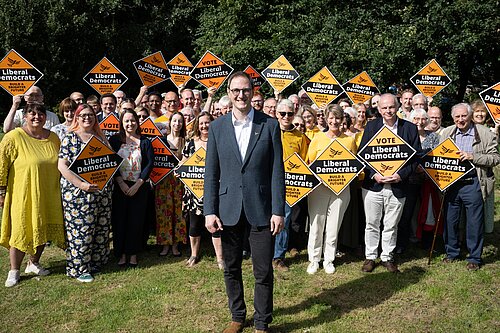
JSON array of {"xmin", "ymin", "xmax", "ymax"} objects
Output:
[
  {"xmin": 204, "ymin": 71, "xmax": 285, "ymax": 333},
  {"xmin": 358, "ymin": 93, "xmax": 421, "ymax": 274}
]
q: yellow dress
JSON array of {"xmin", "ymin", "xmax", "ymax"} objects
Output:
[{"xmin": 0, "ymin": 128, "xmax": 65, "ymax": 254}]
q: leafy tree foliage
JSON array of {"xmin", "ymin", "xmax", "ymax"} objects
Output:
[{"xmin": 0, "ymin": 0, "xmax": 497, "ymax": 117}]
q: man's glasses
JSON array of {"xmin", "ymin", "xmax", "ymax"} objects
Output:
[
  {"xmin": 229, "ymin": 88, "xmax": 252, "ymax": 96},
  {"xmin": 279, "ymin": 112, "xmax": 294, "ymax": 118},
  {"xmin": 79, "ymin": 114, "xmax": 95, "ymax": 119}
]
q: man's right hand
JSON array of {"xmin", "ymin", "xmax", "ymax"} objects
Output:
[{"xmin": 205, "ymin": 214, "xmax": 223, "ymax": 233}]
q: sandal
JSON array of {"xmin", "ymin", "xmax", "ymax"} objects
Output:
[{"xmin": 186, "ymin": 256, "xmax": 200, "ymax": 267}]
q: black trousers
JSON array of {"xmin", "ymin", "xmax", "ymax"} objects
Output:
[
  {"xmin": 112, "ymin": 181, "xmax": 149, "ymax": 256},
  {"xmin": 221, "ymin": 211, "xmax": 274, "ymax": 330}
]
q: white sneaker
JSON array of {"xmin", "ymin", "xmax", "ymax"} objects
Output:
[
  {"xmin": 324, "ymin": 261, "xmax": 336, "ymax": 274},
  {"xmin": 307, "ymin": 261, "xmax": 319, "ymax": 275},
  {"xmin": 76, "ymin": 273, "xmax": 94, "ymax": 283},
  {"xmin": 25, "ymin": 261, "xmax": 50, "ymax": 276},
  {"xmin": 5, "ymin": 270, "xmax": 20, "ymax": 287}
]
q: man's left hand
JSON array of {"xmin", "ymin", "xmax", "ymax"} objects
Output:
[{"xmin": 270, "ymin": 215, "xmax": 284, "ymax": 236}]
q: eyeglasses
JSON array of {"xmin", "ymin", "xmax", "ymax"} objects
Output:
[
  {"xmin": 79, "ymin": 114, "xmax": 95, "ymax": 119},
  {"xmin": 229, "ymin": 88, "xmax": 252, "ymax": 96},
  {"xmin": 316, "ymin": 113, "xmax": 325, "ymax": 118},
  {"xmin": 251, "ymin": 99, "xmax": 263, "ymax": 104},
  {"xmin": 279, "ymin": 112, "xmax": 294, "ymax": 118},
  {"xmin": 26, "ymin": 111, "xmax": 46, "ymax": 116},
  {"xmin": 293, "ymin": 123, "xmax": 305, "ymax": 127},
  {"xmin": 164, "ymin": 100, "xmax": 177, "ymax": 104}
]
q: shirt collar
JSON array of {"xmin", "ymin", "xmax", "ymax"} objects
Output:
[
  {"xmin": 232, "ymin": 108, "xmax": 254, "ymax": 126},
  {"xmin": 455, "ymin": 123, "xmax": 474, "ymax": 136},
  {"xmin": 383, "ymin": 117, "xmax": 399, "ymax": 129}
]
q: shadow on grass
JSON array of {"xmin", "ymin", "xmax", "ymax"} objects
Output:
[{"xmin": 273, "ymin": 266, "xmax": 427, "ymax": 332}]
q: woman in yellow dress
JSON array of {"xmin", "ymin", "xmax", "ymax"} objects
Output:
[{"xmin": 0, "ymin": 103, "xmax": 65, "ymax": 287}]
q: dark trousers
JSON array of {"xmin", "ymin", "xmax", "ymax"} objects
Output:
[
  {"xmin": 288, "ymin": 198, "xmax": 308, "ymax": 251},
  {"xmin": 397, "ymin": 183, "xmax": 421, "ymax": 249},
  {"xmin": 444, "ymin": 177, "xmax": 484, "ymax": 264},
  {"xmin": 112, "ymin": 181, "xmax": 149, "ymax": 256},
  {"xmin": 221, "ymin": 212, "xmax": 274, "ymax": 330}
]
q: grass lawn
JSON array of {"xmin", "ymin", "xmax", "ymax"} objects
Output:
[{"xmin": 0, "ymin": 189, "xmax": 499, "ymax": 333}]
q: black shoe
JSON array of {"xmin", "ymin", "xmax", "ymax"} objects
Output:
[
  {"xmin": 394, "ymin": 246, "xmax": 405, "ymax": 254},
  {"xmin": 128, "ymin": 262, "xmax": 138, "ymax": 269},
  {"xmin": 172, "ymin": 251, "xmax": 182, "ymax": 257}
]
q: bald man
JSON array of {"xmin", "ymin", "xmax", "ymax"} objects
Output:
[{"xmin": 3, "ymin": 86, "xmax": 60, "ymax": 133}]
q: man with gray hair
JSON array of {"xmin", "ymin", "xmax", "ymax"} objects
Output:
[
  {"xmin": 440, "ymin": 103, "xmax": 500, "ymax": 270},
  {"xmin": 359, "ymin": 93, "xmax": 421, "ymax": 273},
  {"xmin": 426, "ymin": 106, "xmax": 445, "ymax": 135},
  {"xmin": 263, "ymin": 98, "xmax": 277, "ymax": 118},
  {"xmin": 288, "ymin": 94, "xmax": 300, "ymax": 113},
  {"xmin": 411, "ymin": 93, "xmax": 429, "ymax": 111},
  {"xmin": 218, "ymin": 95, "xmax": 232, "ymax": 115}
]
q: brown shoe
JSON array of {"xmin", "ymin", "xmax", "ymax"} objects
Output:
[
  {"xmin": 361, "ymin": 259, "xmax": 376, "ymax": 273},
  {"xmin": 442, "ymin": 257, "xmax": 457, "ymax": 264},
  {"xmin": 381, "ymin": 261, "xmax": 400, "ymax": 273},
  {"xmin": 254, "ymin": 330, "xmax": 268, "ymax": 333},
  {"xmin": 222, "ymin": 321, "xmax": 244, "ymax": 333},
  {"xmin": 466, "ymin": 262, "xmax": 480, "ymax": 271},
  {"xmin": 273, "ymin": 259, "xmax": 289, "ymax": 272},
  {"xmin": 289, "ymin": 248, "xmax": 300, "ymax": 258}
]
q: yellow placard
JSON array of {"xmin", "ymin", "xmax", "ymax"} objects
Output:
[
  {"xmin": 133, "ymin": 51, "xmax": 169, "ymax": 87},
  {"xmin": 261, "ymin": 55, "xmax": 300, "ymax": 93},
  {"xmin": 343, "ymin": 71, "xmax": 379, "ymax": 104},
  {"xmin": 301, "ymin": 67, "xmax": 344, "ymax": 108},
  {"xmin": 410, "ymin": 59, "xmax": 451, "ymax": 97},
  {"xmin": 167, "ymin": 52, "xmax": 194, "ymax": 88},
  {"xmin": 84, "ymin": 57, "xmax": 128, "ymax": 95},
  {"xmin": 0, "ymin": 49, "xmax": 43, "ymax": 95},
  {"xmin": 190, "ymin": 51, "xmax": 233, "ymax": 90},
  {"xmin": 357, "ymin": 126, "xmax": 415, "ymax": 177},
  {"xmin": 284, "ymin": 153, "xmax": 321, "ymax": 207},
  {"xmin": 177, "ymin": 147, "xmax": 206, "ymax": 200},
  {"xmin": 420, "ymin": 138, "xmax": 475, "ymax": 191},
  {"xmin": 479, "ymin": 82, "xmax": 500, "ymax": 124},
  {"xmin": 309, "ymin": 139, "xmax": 364, "ymax": 195},
  {"xmin": 69, "ymin": 136, "xmax": 123, "ymax": 191}
]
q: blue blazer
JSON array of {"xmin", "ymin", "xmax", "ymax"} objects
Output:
[
  {"xmin": 358, "ymin": 118, "xmax": 421, "ymax": 198},
  {"xmin": 204, "ymin": 110, "xmax": 285, "ymax": 226}
]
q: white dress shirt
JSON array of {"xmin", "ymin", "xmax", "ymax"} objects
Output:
[{"xmin": 232, "ymin": 108, "xmax": 254, "ymax": 161}]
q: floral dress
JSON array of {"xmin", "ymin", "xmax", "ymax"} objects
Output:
[
  {"xmin": 156, "ymin": 140, "xmax": 186, "ymax": 246},
  {"xmin": 59, "ymin": 131, "xmax": 113, "ymax": 278}
]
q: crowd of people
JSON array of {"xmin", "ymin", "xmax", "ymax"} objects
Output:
[{"xmin": 0, "ymin": 77, "xmax": 498, "ymax": 295}]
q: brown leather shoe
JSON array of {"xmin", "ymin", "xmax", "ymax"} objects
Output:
[
  {"xmin": 381, "ymin": 261, "xmax": 400, "ymax": 273},
  {"xmin": 222, "ymin": 321, "xmax": 244, "ymax": 333},
  {"xmin": 273, "ymin": 259, "xmax": 289, "ymax": 272},
  {"xmin": 466, "ymin": 262, "xmax": 480, "ymax": 271},
  {"xmin": 361, "ymin": 259, "xmax": 376, "ymax": 273},
  {"xmin": 442, "ymin": 257, "xmax": 457, "ymax": 264}
]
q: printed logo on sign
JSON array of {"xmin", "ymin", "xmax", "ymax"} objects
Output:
[
  {"xmin": 284, "ymin": 153, "xmax": 321, "ymax": 207},
  {"xmin": 357, "ymin": 126, "xmax": 415, "ymax": 177},
  {"xmin": 133, "ymin": 51, "xmax": 169, "ymax": 87},
  {"xmin": 309, "ymin": 139, "xmax": 364, "ymax": 195},
  {"xmin": 261, "ymin": 55, "xmax": 300, "ymax": 93},
  {"xmin": 302, "ymin": 67, "xmax": 344, "ymax": 108},
  {"xmin": 177, "ymin": 147, "xmax": 207, "ymax": 201},
  {"xmin": 68, "ymin": 136, "xmax": 123, "ymax": 191},
  {"xmin": 190, "ymin": 51, "xmax": 233, "ymax": 90},
  {"xmin": 0, "ymin": 49, "xmax": 44, "ymax": 95},
  {"xmin": 343, "ymin": 71, "xmax": 379, "ymax": 104},
  {"xmin": 244, "ymin": 65, "xmax": 265, "ymax": 91},
  {"xmin": 410, "ymin": 59, "xmax": 451, "ymax": 98},
  {"xmin": 83, "ymin": 57, "xmax": 128, "ymax": 95},
  {"xmin": 420, "ymin": 138, "xmax": 474, "ymax": 191},
  {"xmin": 479, "ymin": 82, "xmax": 500, "ymax": 124},
  {"xmin": 149, "ymin": 137, "xmax": 179, "ymax": 185}
]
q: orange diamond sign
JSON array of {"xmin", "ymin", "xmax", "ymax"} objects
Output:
[
  {"xmin": 177, "ymin": 147, "xmax": 206, "ymax": 200},
  {"xmin": 284, "ymin": 153, "xmax": 321, "ymax": 207},
  {"xmin": 190, "ymin": 51, "xmax": 233, "ymax": 90},
  {"xmin": 420, "ymin": 138, "xmax": 475, "ymax": 191},
  {"xmin": 261, "ymin": 55, "xmax": 299, "ymax": 93},
  {"xmin": 69, "ymin": 136, "xmax": 123, "ymax": 191},
  {"xmin": 301, "ymin": 67, "xmax": 344, "ymax": 108},
  {"xmin": 343, "ymin": 71, "xmax": 379, "ymax": 104},
  {"xmin": 99, "ymin": 113, "xmax": 120, "ymax": 138},
  {"xmin": 149, "ymin": 137, "xmax": 179, "ymax": 185},
  {"xmin": 310, "ymin": 139, "xmax": 364, "ymax": 195},
  {"xmin": 410, "ymin": 59, "xmax": 451, "ymax": 97},
  {"xmin": 479, "ymin": 82, "xmax": 500, "ymax": 124},
  {"xmin": 133, "ymin": 51, "xmax": 169, "ymax": 87},
  {"xmin": 357, "ymin": 126, "xmax": 415, "ymax": 177},
  {"xmin": 139, "ymin": 118, "xmax": 163, "ymax": 139},
  {"xmin": 0, "ymin": 49, "xmax": 43, "ymax": 95},
  {"xmin": 84, "ymin": 57, "xmax": 128, "ymax": 95},
  {"xmin": 167, "ymin": 52, "xmax": 194, "ymax": 88},
  {"xmin": 244, "ymin": 65, "xmax": 265, "ymax": 91}
]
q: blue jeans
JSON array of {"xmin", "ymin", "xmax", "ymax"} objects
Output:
[
  {"xmin": 274, "ymin": 204, "xmax": 292, "ymax": 260},
  {"xmin": 444, "ymin": 177, "xmax": 484, "ymax": 264}
]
